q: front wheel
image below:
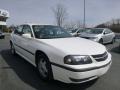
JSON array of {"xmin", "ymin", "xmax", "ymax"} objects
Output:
[
  {"xmin": 37, "ymin": 53, "xmax": 53, "ymax": 81},
  {"xmin": 99, "ymin": 39, "xmax": 103, "ymax": 44}
]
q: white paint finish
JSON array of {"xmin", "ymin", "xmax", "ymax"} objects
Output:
[
  {"xmin": 80, "ymin": 28, "xmax": 115, "ymax": 44},
  {"xmin": 10, "ymin": 24, "xmax": 112, "ymax": 83},
  {"xmin": 38, "ymin": 37, "xmax": 106, "ymax": 55},
  {"xmin": 52, "ymin": 61, "xmax": 111, "ymax": 83}
]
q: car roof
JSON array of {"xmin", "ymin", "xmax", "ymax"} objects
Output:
[{"xmin": 21, "ymin": 23, "xmax": 54, "ymax": 26}]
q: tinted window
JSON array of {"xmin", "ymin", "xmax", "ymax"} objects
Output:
[
  {"xmin": 0, "ymin": 31, "xmax": 2, "ymax": 34},
  {"xmin": 85, "ymin": 29, "xmax": 103, "ymax": 34},
  {"xmin": 22, "ymin": 25, "xmax": 33, "ymax": 37},
  {"xmin": 14, "ymin": 25, "xmax": 23, "ymax": 35},
  {"xmin": 32, "ymin": 25, "xmax": 72, "ymax": 39},
  {"xmin": 77, "ymin": 29, "xmax": 84, "ymax": 33},
  {"xmin": 104, "ymin": 29, "xmax": 112, "ymax": 34},
  {"xmin": 68, "ymin": 29, "xmax": 78, "ymax": 33},
  {"xmin": 22, "ymin": 25, "xmax": 31, "ymax": 34}
]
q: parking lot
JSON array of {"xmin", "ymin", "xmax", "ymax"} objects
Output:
[{"xmin": 0, "ymin": 35, "xmax": 120, "ymax": 90}]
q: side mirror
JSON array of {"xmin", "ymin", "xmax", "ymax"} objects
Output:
[
  {"xmin": 22, "ymin": 33, "xmax": 31, "ymax": 38},
  {"xmin": 77, "ymin": 32, "xmax": 80, "ymax": 35},
  {"xmin": 103, "ymin": 32, "xmax": 106, "ymax": 35},
  {"xmin": 77, "ymin": 31, "xmax": 80, "ymax": 35}
]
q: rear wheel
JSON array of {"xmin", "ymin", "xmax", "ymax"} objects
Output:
[
  {"xmin": 3, "ymin": 36, "xmax": 5, "ymax": 39},
  {"xmin": 111, "ymin": 38, "xmax": 115, "ymax": 44},
  {"xmin": 37, "ymin": 53, "xmax": 53, "ymax": 81},
  {"xmin": 10, "ymin": 43, "xmax": 16, "ymax": 55}
]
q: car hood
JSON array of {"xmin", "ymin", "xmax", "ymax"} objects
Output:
[
  {"xmin": 39, "ymin": 37, "xmax": 106, "ymax": 55},
  {"xmin": 80, "ymin": 33, "xmax": 100, "ymax": 38}
]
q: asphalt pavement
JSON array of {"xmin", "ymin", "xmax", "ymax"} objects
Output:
[{"xmin": 0, "ymin": 35, "xmax": 120, "ymax": 90}]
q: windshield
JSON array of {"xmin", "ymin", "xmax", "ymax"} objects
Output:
[
  {"xmin": 32, "ymin": 25, "xmax": 73, "ymax": 39},
  {"xmin": 78, "ymin": 29, "xmax": 86, "ymax": 33},
  {"xmin": 68, "ymin": 29, "xmax": 78, "ymax": 33},
  {"xmin": 84, "ymin": 29, "xmax": 103, "ymax": 34}
]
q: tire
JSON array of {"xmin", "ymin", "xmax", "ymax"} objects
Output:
[
  {"xmin": 36, "ymin": 53, "xmax": 53, "ymax": 81},
  {"xmin": 99, "ymin": 39, "xmax": 103, "ymax": 44},
  {"xmin": 111, "ymin": 38, "xmax": 115, "ymax": 44},
  {"xmin": 10, "ymin": 43, "xmax": 16, "ymax": 55},
  {"xmin": 0, "ymin": 36, "xmax": 4, "ymax": 39},
  {"xmin": 2, "ymin": 36, "xmax": 5, "ymax": 39}
]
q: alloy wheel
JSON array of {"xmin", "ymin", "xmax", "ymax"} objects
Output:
[
  {"xmin": 38, "ymin": 57, "xmax": 48, "ymax": 78},
  {"xmin": 10, "ymin": 43, "xmax": 15, "ymax": 55}
]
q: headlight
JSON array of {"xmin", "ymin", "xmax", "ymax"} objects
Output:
[{"xmin": 64, "ymin": 55, "xmax": 92, "ymax": 65}]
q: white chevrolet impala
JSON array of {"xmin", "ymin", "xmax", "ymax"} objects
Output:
[{"xmin": 10, "ymin": 24, "xmax": 112, "ymax": 83}]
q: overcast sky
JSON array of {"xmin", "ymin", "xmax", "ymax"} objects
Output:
[{"xmin": 0, "ymin": 0, "xmax": 120, "ymax": 27}]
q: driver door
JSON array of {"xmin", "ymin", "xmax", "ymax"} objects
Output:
[
  {"xmin": 20, "ymin": 25, "xmax": 35, "ymax": 64},
  {"xmin": 103, "ymin": 29, "xmax": 112, "ymax": 43}
]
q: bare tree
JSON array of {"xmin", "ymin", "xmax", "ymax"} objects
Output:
[
  {"xmin": 64, "ymin": 20, "xmax": 83, "ymax": 30},
  {"xmin": 76, "ymin": 20, "xmax": 83, "ymax": 29},
  {"xmin": 64, "ymin": 21, "xmax": 76, "ymax": 30},
  {"xmin": 52, "ymin": 3, "xmax": 68, "ymax": 27},
  {"xmin": 95, "ymin": 18, "xmax": 120, "ymax": 33}
]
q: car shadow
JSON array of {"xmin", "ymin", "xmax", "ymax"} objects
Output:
[
  {"xmin": 0, "ymin": 49, "xmax": 97, "ymax": 90},
  {"xmin": 110, "ymin": 46, "xmax": 120, "ymax": 53}
]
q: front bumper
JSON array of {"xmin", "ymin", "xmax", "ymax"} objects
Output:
[
  {"xmin": 81, "ymin": 37, "xmax": 100, "ymax": 42},
  {"xmin": 51, "ymin": 53, "xmax": 112, "ymax": 83}
]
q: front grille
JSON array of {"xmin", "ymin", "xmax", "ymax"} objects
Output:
[{"xmin": 92, "ymin": 52, "xmax": 108, "ymax": 62}]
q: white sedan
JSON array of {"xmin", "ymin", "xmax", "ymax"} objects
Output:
[
  {"xmin": 80, "ymin": 28, "xmax": 115, "ymax": 44},
  {"xmin": 10, "ymin": 24, "xmax": 112, "ymax": 83}
]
